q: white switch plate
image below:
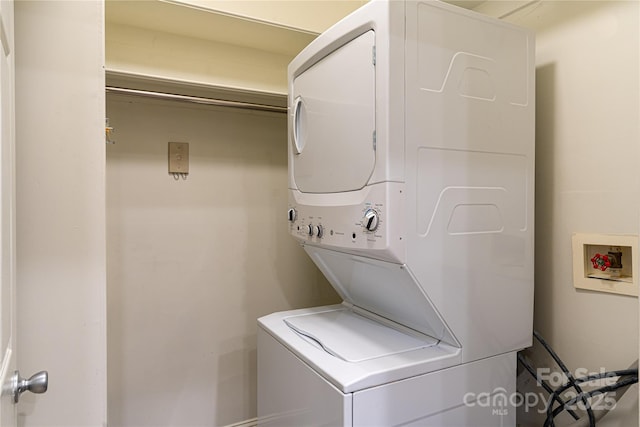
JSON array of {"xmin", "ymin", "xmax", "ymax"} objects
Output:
[
  {"xmin": 572, "ymin": 233, "xmax": 638, "ymax": 297},
  {"xmin": 168, "ymin": 142, "xmax": 189, "ymax": 174}
]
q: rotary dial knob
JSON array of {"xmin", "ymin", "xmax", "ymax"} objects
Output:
[
  {"xmin": 363, "ymin": 209, "xmax": 379, "ymax": 232},
  {"xmin": 287, "ymin": 208, "xmax": 297, "ymax": 222},
  {"xmin": 304, "ymin": 224, "xmax": 313, "ymax": 236}
]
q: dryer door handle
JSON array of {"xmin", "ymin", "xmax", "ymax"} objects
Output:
[{"xmin": 293, "ymin": 96, "xmax": 306, "ymax": 154}]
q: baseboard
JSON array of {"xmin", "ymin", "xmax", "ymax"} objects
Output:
[{"xmin": 222, "ymin": 417, "xmax": 258, "ymax": 427}]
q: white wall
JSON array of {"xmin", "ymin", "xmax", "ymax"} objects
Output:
[
  {"xmin": 14, "ymin": 1, "xmax": 107, "ymax": 426},
  {"xmin": 106, "ymin": 95, "xmax": 338, "ymax": 426},
  {"xmin": 480, "ymin": 1, "xmax": 639, "ymax": 425}
]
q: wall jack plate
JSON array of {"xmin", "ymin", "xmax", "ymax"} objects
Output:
[
  {"xmin": 572, "ymin": 233, "xmax": 638, "ymax": 297},
  {"xmin": 168, "ymin": 142, "xmax": 189, "ymax": 175}
]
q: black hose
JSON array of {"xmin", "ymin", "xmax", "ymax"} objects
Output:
[
  {"xmin": 517, "ymin": 352, "xmax": 580, "ymax": 420},
  {"xmin": 544, "ymin": 373, "xmax": 638, "ymax": 425},
  {"xmin": 519, "ymin": 331, "xmax": 638, "ymax": 427},
  {"xmin": 534, "ymin": 331, "xmax": 596, "ymax": 427}
]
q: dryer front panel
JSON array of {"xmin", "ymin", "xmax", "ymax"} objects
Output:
[{"xmin": 291, "ymin": 30, "xmax": 376, "ymax": 194}]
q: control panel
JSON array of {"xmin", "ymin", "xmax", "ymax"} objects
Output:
[{"xmin": 287, "ymin": 182, "xmax": 405, "ymax": 263}]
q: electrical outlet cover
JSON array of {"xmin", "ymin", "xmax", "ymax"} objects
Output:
[{"xmin": 169, "ymin": 142, "xmax": 189, "ymax": 174}]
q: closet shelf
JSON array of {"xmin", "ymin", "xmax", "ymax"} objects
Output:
[
  {"xmin": 105, "ymin": 0, "xmax": 338, "ymax": 100},
  {"xmin": 106, "ymin": 85, "xmax": 287, "ymax": 113},
  {"xmin": 106, "ymin": 70, "xmax": 287, "ymax": 110},
  {"xmin": 106, "ymin": 0, "xmax": 318, "ymax": 57}
]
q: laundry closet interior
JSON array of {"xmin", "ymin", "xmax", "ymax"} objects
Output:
[{"xmin": 102, "ymin": 1, "xmax": 639, "ymax": 427}]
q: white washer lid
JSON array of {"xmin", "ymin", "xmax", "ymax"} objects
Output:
[
  {"xmin": 304, "ymin": 245, "xmax": 459, "ymax": 347},
  {"xmin": 284, "ymin": 309, "xmax": 437, "ymax": 363}
]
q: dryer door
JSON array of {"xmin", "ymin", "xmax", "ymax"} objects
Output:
[{"xmin": 291, "ymin": 30, "xmax": 375, "ymax": 193}]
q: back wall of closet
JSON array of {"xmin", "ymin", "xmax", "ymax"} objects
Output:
[{"xmin": 106, "ymin": 94, "xmax": 339, "ymax": 426}]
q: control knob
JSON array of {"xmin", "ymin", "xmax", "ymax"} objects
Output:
[
  {"xmin": 287, "ymin": 208, "xmax": 297, "ymax": 222},
  {"xmin": 363, "ymin": 209, "xmax": 379, "ymax": 232},
  {"xmin": 304, "ymin": 224, "xmax": 313, "ymax": 236},
  {"xmin": 312, "ymin": 225, "xmax": 323, "ymax": 238}
]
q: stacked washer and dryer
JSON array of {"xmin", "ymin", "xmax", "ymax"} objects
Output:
[{"xmin": 258, "ymin": 1, "xmax": 534, "ymax": 425}]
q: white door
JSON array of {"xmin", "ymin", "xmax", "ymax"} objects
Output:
[
  {"xmin": 0, "ymin": 0, "xmax": 17, "ymax": 424},
  {"xmin": 0, "ymin": 2, "xmax": 46, "ymax": 425}
]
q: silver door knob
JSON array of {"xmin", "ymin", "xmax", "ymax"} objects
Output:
[{"xmin": 11, "ymin": 370, "xmax": 48, "ymax": 403}]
